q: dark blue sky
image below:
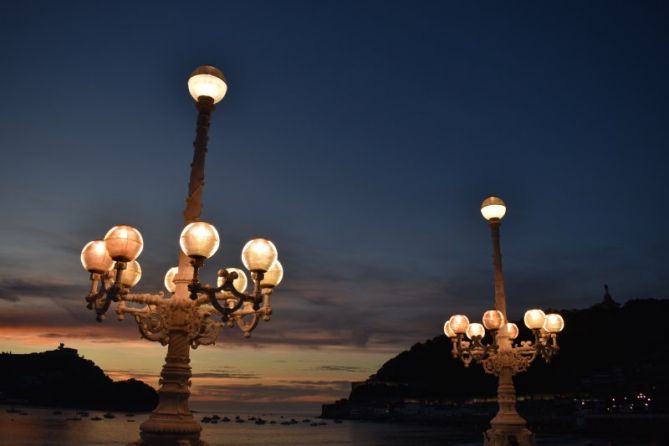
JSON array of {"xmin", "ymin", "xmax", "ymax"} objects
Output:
[{"xmin": 1, "ymin": 0, "xmax": 668, "ymax": 355}]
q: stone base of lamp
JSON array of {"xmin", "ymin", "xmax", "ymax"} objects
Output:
[
  {"xmin": 483, "ymin": 424, "xmax": 535, "ymax": 446},
  {"xmin": 482, "ymin": 364, "xmax": 536, "ymax": 446},
  {"xmin": 129, "ymin": 433, "xmax": 208, "ymax": 446},
  {"xmin": 130, "ymin": 414, "xmax": 206, "ymax": 446},
  {"xmin": 128, "ymin": 330, "xmax": 208, "ymax": 446},
  {"xmin": 128, "ymin": 411, "xmax": 207, "ymax": 446}
]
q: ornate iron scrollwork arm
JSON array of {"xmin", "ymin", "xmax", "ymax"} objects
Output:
[
  {"xmin": 188, "ymin": 268, "xmax": 263, "ymax": 319},
  {"xmin": 450, "ymin": 333, "xmax": 500, "ymax": 366},
  {"xmin": 84, "ymin": 264, "xmax": 128, "ymax": 322}
]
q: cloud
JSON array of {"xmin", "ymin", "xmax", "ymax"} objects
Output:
[
  {"xmin": 317, "ymin": 365, "xmax": 366, "ymax": 373},
  {"xmin": 192, "ymin": 371, "xmax": 258, "ymax": 379},
  {"xmin": 193, "ymin": 380, "xmax": 350, "ymax": 403},
  {"xmin": 0, "ymin": 277, "xmax": 82, "ymax": 302},
  {"xmin": 1, "ymin": 237, "xmax": 666, "ymax": 358}
]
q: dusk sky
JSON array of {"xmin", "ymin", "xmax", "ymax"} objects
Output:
[{"xmin": 1, "ymin": 1, "xmax": 668, "ymax": 411}]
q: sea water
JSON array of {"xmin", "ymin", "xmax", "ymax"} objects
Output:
[{"xmin": 0, "ymin": 406, "xmax": 650, "ymax": 446}]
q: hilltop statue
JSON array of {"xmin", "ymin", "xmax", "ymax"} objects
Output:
[{"xmin": 599, "ymin": 284, "xmax": 620, "ymax": 310}]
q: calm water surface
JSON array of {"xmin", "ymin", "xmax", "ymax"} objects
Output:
[{"xmin": 0, "ymin": 406, "xmax": 648, "ymax": 446}]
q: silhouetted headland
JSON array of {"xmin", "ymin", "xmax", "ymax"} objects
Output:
[
  {"xmin": 0, "ymin": 344, "xmax": 157, "ymax": 412},
  {"xmin": 322, "ymin": 290, "xmax": 669, "ymax": 438}
]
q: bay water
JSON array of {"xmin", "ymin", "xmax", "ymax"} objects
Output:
[{"xmin": 0, "ymin": 405, "xmax": 649, "ymax": 446}]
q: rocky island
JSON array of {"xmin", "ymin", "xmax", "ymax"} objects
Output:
[{"xmin": 0, "ymin": 344, "xmax": 157, "ymax": 412}]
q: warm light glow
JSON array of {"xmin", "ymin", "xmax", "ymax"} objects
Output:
[
  {"xmin": 482, "ymin": 309, "xmax": 504, "ymax": 330},
  {"xmin": 104, "ymin": 225, "xmax": 144, "ymax": 262},
  {"xmin": 217, "ymin": 267, "xmax": 248, "ymax": 294},
  {"xmin": 261, "ymin": 260, "xmax": 284, "ymax": 288},
  {"xmin": 115, "ymin": 260, "xmax": 142, "ymax": 288},
  {"xmin": 180, "ymin": 221, "xmax": 220, "ymax": 259},
  {"xmin": 188, "ymin": 65, "xmax": 227, "ymax": 103},
  {"xmin": 480, "ymin": 196, "xmax": 507, "ymax": 221},
  {"xmin": 443, "ymin": 321, "xmax": 456, "ymax": 338},
  {"xmin": 164, "ymin": 266, "xmax": 178, "ymax": 293},
  {"xmin": 504, "ymin": 322, "xmax": 519, "ymax": 340},
  {"xmin": 465, "ymin": 323, "xmax": 485, "ymax": 340},
  {"xmin": 448, "ymin": 315, "xmax": 470, "ymax": 334},
  {"xmin": 80, "ymin": 240, "xmax": 113, "ymax": 273},
  {"xmin": 523, "ymin": 309, "xmax": 546, "ymax": 330},
  {"xmin": 241, "ymin": 238, "xmax": 278, "ymax": 272},
  {"xmin": 543, "ymin": 313, "xmax": 565, "ymax": 333}
]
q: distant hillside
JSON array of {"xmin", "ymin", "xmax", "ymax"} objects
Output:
[
  {"xmin": 344, "ymin": 297, "xmax": 669, "ymax": 409},
  {"xmin": 0, "ymin": 344, "xmax": 158, "ymax": 411}
]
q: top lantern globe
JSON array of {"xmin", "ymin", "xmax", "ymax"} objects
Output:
[
  {"xmin": 188, "ymin": 65, "xmax": 228, "ymax": 104},
  {"xmin": 480, "ymin": 196, "xmax": 507, "ymax": 221}
]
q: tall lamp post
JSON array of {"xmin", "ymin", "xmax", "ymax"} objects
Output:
[
  {"xmin": 80, "ymin": 65, "xmax": 284, "ymax": 446},
  {"xmin": 443, "ymin": 197, "xmax": 564, "ymax": 446}
]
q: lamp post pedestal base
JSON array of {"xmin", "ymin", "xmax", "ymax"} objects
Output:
[
  {"xmin": 483, "ymin": 425, "xmax": 535, "ymax": 446},
  {"xmin": 483, "ymin": 365, "xmax": 536, "ymax": 446},
  {"xmin": 129, "ymin": 434, "xmax": 208, "ymax": 446},
  {"xmin": 129, "ymin": 330, "xmax": 206, "ymax": 446}
]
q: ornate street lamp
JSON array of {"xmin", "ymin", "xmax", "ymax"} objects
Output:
[
  {"xmin": 443, "ymin": 197, "xmax": 564, "ymax": 446},
  {"xmin": 80, "ymin": 65, "xmax": 284, "ymax": 446}
]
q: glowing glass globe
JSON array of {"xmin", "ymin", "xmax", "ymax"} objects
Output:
[
  {"xmin": 188, "ymin": 65, "xmax": 227, "ymax": 103},
  {"xmin": 104, "ymin": 225, "xmax": 144, "ymax": 262},
  {"xmin": 81, "ymin": 240, "xmax": 113, "ymax": 273},
  {"xmin": 480, "ymin": 196, "xmax": 507, "ymax": 221}
]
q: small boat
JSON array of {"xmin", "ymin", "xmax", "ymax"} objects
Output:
[
  {"xmin": 269, "ymin": 420, "xmax": 277, "ymax": 424},
  {"xmin": 125, "ymin": 413, "xmax": 135, "ymax": 417},
  {"xmin": 201, "ymin": 417, "xmax": 212, "ymax": 423},
  {"xmin": 302, "ymin": 418, "xmax": 311, "ymax": 423},
  {"xmin": 211, "ymin": 414, "xmax": 221, "ymax": 420},
  {"xmin": 91, "ymin": 417, "xmax": 102, "ymax": 421},
  {"xmin": 255, "ymin": 418, "xmax": 266, "ymax": 425},
  {"xmin": 222, "ymin": 416, "xmax": 230, "ymax": 422},
  {"xmin": 103, "ymin": 413, "xmax": 115, "ymax": 419},
  {"xmin": 65, "ymin": 417, "xmax": 82, "ymax": 421}
]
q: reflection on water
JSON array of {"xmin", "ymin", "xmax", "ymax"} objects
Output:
[{"xmin": 0, "ymin": 406, "xmax": 653, "ymax": 446}]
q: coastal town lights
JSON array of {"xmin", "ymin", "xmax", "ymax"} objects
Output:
[
  {"xmin": 443, "ymin": 197, "xmax": 564, "ymax": 446},
  {"xmin": 80, "ymin": 65, "xmax": 283, "ymax": 446}
]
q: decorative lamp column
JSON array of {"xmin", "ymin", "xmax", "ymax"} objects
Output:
[
  {"xmin": 444, "ymin": 197, "xmax": 564, "ymax": 446},
  {"xmin": 81, "ymin": 65, "xmax": 284, "ymax": 446}
]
